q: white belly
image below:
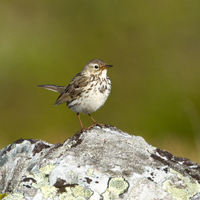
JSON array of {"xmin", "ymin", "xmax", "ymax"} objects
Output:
[{"xmin": 68, "ymin": 79, "xmax": 111, "ymax": 114}]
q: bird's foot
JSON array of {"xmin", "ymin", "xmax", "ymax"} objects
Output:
[
  {"xmin": 79, "ymin": 126, "xmax": 94, "ymax": 133},
  {"xmin": 95, "ymin": 123, "xmax": 106, "ymax": 128},
  {"xmin": 85, "ymin": 124, "xmax": 96, "ymax": 130},
  {"xmin": 79, "ymin": 123, "xmax": 106, "ymax": 133},
  {"xmin": 90, "ymin": 123, "xmax": 105, "ymax": 129},
  {"xmin": 80, "ymin": 127, "xmax": 89, "ymax": 133}
]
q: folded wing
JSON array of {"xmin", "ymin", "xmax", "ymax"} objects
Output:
[{"xmin": 54, "ymin": 73, "xmax": 90, "ymax": 106}]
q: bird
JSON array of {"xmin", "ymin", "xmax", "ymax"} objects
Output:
[{"xmin": 38, "ymin": 59, "xmax": 113, "ymax": 132}]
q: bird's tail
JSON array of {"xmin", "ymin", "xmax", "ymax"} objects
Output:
[{"xmin": 37, "ymin": 84, "xmax": 66, "ymax": 94}]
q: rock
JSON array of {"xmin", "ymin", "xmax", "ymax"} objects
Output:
[{"xmin": 0, "ymin": 125, "xmax": 200, "ymax": 200}]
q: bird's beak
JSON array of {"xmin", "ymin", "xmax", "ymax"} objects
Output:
[{"xmin": 101, "ymin": 64, "xmax": 113, "ymax": 70}]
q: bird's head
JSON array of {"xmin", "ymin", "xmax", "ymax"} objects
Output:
[{"xmin": 82, "ymin": 59, "xmax": 113, "ymax": 76}]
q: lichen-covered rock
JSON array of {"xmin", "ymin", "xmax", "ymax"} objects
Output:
[{"xmin": 0, "ymin": 125, "xmax": 200, "ymax": 200}]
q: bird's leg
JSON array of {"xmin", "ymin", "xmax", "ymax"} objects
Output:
[
  {"xmin": 88, "ymin": 114, "xmax": 105, "ymax": 128},
  {"xmin": 77, "ymin": 113, "xmax": 86, "ymax": 132},
  {"xmin": 88, "ymin": 113, "xmax": 97, "ymax": 125}
]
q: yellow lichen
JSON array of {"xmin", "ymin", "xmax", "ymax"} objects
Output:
[
  {"xmin": 102, "ymin": 177, "xmax": 129, "ymax": 199},
  {"xmin": 3, "ymin": 192, "xmax": 23, "ymax": 200},
  {"xmin": 40, "ymin": 164, "xmax": 56, "ymax": 174},
  {"xmin": 72, "ymin": 185, "xmax": 85, "ymax": 197},
  {"xmin": 163, "ymin": 169, "xmax": 200, "ymax": 200},
  {"xmin": 41, "ymin": 185, "xmax": 57, "ymax": 199},
  {"xmin": 86, "ymin": 168, "xmax": 95, "ymax": 178}
]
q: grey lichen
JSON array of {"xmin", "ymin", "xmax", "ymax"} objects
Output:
[{"xmin": 1, "ymin": 126, "xmax": 200, "ymax": 200}]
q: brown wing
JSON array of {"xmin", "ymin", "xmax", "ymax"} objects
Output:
[{"xmin": 54, "ymin": 73, "xmax": 89, "ymax": 106}]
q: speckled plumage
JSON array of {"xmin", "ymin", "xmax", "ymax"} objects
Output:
[{"xmin": 38, "ymin": 59, "xmax": 113, "ymax": 131}]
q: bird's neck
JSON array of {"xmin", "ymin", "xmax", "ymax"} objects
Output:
[
  {"xmin": 84, "ymin": 70, "xmax": 108, "ymax": 79},
  {"xmin": 101, "ymin": 69, "xmax": 108, "ymax": 78}
]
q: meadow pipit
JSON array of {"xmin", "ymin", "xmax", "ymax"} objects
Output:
[{"xmin": 38, "ymin": 59, "xmax": 113, "ymax": 132}]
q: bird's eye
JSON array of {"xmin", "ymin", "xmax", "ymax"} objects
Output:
[{"xmin": 94, "ymin": 65, "xmax": 98, "ymax": 69}]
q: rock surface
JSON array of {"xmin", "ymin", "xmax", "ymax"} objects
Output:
[{"xmin": 0, "ymin": 125, "xmax": 200, "ymax": 200}]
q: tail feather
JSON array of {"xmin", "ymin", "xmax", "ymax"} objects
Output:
[{"xmin": 37, "ymin": 84, "xmax": 66, "ymax": 94}]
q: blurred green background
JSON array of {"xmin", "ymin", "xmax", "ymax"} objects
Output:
[{"xmin": 0, "ymin": 1, "xmax": 200, "ymax": 163}]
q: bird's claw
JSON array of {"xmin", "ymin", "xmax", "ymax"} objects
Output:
[{"xmin": 80, "ymin": 123, "xmax": 105, "ymax": 133}]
